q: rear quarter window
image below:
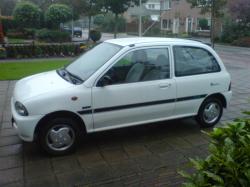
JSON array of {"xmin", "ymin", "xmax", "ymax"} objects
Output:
[{"xmin": 173, "ymin": 46, "xmax": 221, "ymax": 77}]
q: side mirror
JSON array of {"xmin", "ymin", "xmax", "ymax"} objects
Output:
[{"xmin": 97, "ymin": 75, "xmax": 112, "ymax": 87}]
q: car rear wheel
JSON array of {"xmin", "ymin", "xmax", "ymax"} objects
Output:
[
  {"xmin": 39, "ymin": 117, "xmax": 80, "ymax": 156},
  {"xmin": 196, "ymin": 97, "xmax": 223, "ymax": 128}
]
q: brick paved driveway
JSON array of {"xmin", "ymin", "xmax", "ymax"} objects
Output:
[{"xmin": 0, "ymin": 45, "xmax": 250, "ymax": 187}]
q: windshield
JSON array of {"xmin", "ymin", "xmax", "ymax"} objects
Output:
[{"xmin": 66, "ymin": 42, "xmax": 122, "ymax": 81}]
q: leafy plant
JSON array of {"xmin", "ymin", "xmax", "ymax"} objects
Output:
[
  {"xmin": 0, "ymin": 47, "xmax": 7, "ymax": 59},
  {"xmin": 45, "ymin": 3, "xmax": 71, "ymax": 29},
  {"xmin": 13, "ymin": 1, "xmax": 42, "ymax": 29},
  {"xmin": 180, "ymin": 113, "xmax": 250, "ymax": 186},
  {"xmin": 89, "ymin": 30, "xmax": 101, "ymax": 42},
  {"xmin": 36, "ymin": 29, "xmax": 70, "ymax": 42}
]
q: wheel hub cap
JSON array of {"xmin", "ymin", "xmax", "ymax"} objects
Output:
[
  {"xmin": 46, "ymin": 125, "xmax": 75, "ymax": 151},
  {"xmin": 203, "ymin": 102, "xmax": 220, "ymax": 124}
]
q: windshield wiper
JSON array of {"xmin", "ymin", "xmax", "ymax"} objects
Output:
[{"xmin": 57, "ymin": 67, "xmax": 83, "ymax": 85}]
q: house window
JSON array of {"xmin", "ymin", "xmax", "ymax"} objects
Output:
[
  {"xmin": 148, "ymin": 4, "xmax": 155, "ymax": 9},
  {"xmin": 162, "ymin": 19, "xmax": 171, "ymax": 30},
  {"xmin": 161, "ymin": 0, "xmax": 172, "ymax": 10},
  {"xmin": 197, "ymin": 18, "xmax": 211, "ymax": 30}
]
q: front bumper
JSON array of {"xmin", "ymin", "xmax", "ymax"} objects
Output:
[{"xmin": 11, "ymin": 98, "xmax": 43, "ymax": 142}]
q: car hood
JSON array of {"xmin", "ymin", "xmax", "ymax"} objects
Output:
[{"xmin": 14, "ymin": 70, "xmax": 74, "ymax": 102}]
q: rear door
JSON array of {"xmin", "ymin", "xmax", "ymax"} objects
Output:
[{"xmin": 173, "ymin": 45, "xmax": 225, "ymax": 117}]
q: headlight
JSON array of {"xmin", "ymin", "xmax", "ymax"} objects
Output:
[{"xmin": 15, "ymin": 101, "xmax": 28, "ymax": 116}]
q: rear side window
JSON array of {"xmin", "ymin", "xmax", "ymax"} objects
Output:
[{"xmin": 173, "ymin": 46, "xmax": 221, "ymax": 77}]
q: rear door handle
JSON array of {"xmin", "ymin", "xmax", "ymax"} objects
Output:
[{"xmin": 159, "ymin": 83, "xmax": 171, "ymax": 88}]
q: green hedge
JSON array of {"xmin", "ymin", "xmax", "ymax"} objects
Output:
[
  {"xmin": 5, "ymin": 43, "xmax": 86, "ymax": 58},
  {"xmin": 36, "ymin": 29, "xmax": 71, "ymax": 42}
]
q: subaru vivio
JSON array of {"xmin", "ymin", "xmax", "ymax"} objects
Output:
[{"xmin": 11, "ymin": 38, "xmax": 232, "ymax": 155}]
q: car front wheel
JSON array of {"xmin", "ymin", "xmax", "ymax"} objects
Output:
[
  {"xmin": 196, "ymin": 97, "xmax": 223, "ymax": 128},
  {"xmin": 39, "ymin": 117, "xmax": 80, "ymax": 155}
]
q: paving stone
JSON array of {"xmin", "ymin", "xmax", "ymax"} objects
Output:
[
  {"xmin": 2, "ymin": 181, "xmax": 24, "ymax": 187},
  {"xmin": 52, "ymin": 156, "xmax": 81, "ymax": 174},
  {"xmin": 0, "ymin": 155, "xmax": 23, "ymax": 170},
  {"xmin": 146, "ymin": 140, "xmax": 174, "ymax": 154},
  {"xmin": 110, "ymin": 159, "xmax": 140, "ymax": 178},
  {"xmin": 84, "ymin": 163, "xmax": 113, "ymax": 184},
  {"xmin": 1, "ymin": 122, "xmax": 13, "ymax": 129},
  {"xmin": 123, "ymin": 144, "xmax": 151, "ymax": 158},
  {"xmin": 78, "ymin": 149, "xmax": 106, "ymax": 168},
  {"xmin": 0, "ymin": 167, "xmax": 23, "ymax": 186},
  {"xmin": 0, "ymin": 144, "xmax": 22, "ymax": 157},
  {"xmin": 0, "ymin": 128, "xmax": 17, "ymax": 137},
  {"xmin": 24, "ymin": 160, "xmax": 53, "ymax": 180},
  {"xmin": 134, "ymin": 155, "xmax": 164, "ymax": 171},
  {"xmin": 0, "ymin": 136, "xmax": 22, "ymax": 147},
  {"xmin": 25, "ymin": 176, "xmax": 59, "ymax": 187},
  {"xmin": 100, "ymin": 147, "xmax": 128, "ymax": 163},
  {"xmin": 158, "ymin": 150, "xmax": 188, "ymax": 167},
  {"xmin": 56, "ymin": 169, "xmax": 88, "ymax": 187}
]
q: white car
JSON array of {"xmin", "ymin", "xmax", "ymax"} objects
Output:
[{"xmin": 11, "ymin": 38, "xmax": 232, "ymax": 155}]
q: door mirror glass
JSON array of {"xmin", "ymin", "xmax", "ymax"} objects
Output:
[{"xmin": 97, "ymin": 75, "xmax": 113, "ymax": 87}]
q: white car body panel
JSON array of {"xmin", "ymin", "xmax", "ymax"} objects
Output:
[{"xmin": 11, "ymin": 37, "xmax": 232, "ymax": 142}]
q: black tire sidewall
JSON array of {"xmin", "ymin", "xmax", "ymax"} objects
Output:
[
  {"xmin": 197, "ymin": 97, "xmax": 223, "ymax": 128},
  {"xmin": 39, "ymin": 117, "xmax": 80, "ymax": 156}
]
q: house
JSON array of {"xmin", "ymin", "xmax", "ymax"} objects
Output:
[{"xmin": 160, "ymin": 0, "xmax": 212, "ymax": 34}]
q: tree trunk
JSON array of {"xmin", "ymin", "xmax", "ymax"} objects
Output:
[
  {"xmin": 114, "ymin": 13, "xmax": 118, "ymax": 39},
  {"xmin": 210, "ymin": 0, "xmax": 215, "ymax": 48},
  {"xmin": 88, "ymin": 15, "xmax": 91, "ymax": 41}
]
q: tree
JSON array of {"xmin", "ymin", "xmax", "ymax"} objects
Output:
[
  {"xmin": 13, "ymin": 1, "xmax": 41, "ymax": 29},
  {"xmin": 81, "ymin": 0, "xmax": 104, "ymax": 40},
  {"xmin": 45, "ymin": 3, "xmax": 72, "ymax": 29},
  {"xmin": 228, "ymin": 0, "xmax": 250, "ymax": 25},
  {"xmin": 103, "ymin": 0, "xmax": 140, "ymax": 38},
  {"xmin": 0, "ymin": 0, "xmax": 17, "ymax": 16},
  {"xmin": 186, "ymin": 0, "xmax": 227, "ymax": 47}
]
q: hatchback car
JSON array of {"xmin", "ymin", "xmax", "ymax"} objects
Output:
[{"xmin": 11, "ymin": 38, "xmax": 232, "ymax": 155}]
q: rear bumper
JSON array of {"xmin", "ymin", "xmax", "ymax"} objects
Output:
[
  {"xmin": 223, "ymin": 91, "xmax": 232, "ymax": 107},
  {"xmin": 11, "ymin": 98, "xmax": 43, "ymax": 142}
]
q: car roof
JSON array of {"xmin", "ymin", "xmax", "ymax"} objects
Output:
[{"xmin": 105, "ymin": 37, "xmax": 203, "ymax": 47}]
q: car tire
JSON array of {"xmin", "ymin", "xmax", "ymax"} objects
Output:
[
  {"xmin": 38, "ymin": 117, "xmax": 81, "ymax": 156},
  {"xmin": 196, "ymin": 97, "xmax": 223, "ymax": 128}
]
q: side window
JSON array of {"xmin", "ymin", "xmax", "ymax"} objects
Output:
[
  {"xmin": 99, "ymin": 48, "xmax": 170, "ymax": 86},
  {"xmin": 173, "ymin": 46, "xmax": 220, "ymax": 77}
]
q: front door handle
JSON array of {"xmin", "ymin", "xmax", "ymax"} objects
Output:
[{"xmin": 159, "ymin": 83, "xmax": 171, "ymax": 88}]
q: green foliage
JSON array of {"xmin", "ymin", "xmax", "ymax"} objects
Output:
[
  {"xmin": 0, "ymin": 47, "xmax": 7, "ymax": 59},
  {"xmin": 232, "ymin": 37, "xmax": 250, "ymax": 47},
  {"xmin": 13, "ymin": 1, "xmax": 42, "ymax": 29},
  {"xmin": 221, "ymin": 18, "xmax": 250, "ymax": 44},
  {"xmin": 198, "ymin": 18, "xmax": 209, "ymax": 30},
  {"xmin": 5, "ymin": 43, "xmax": 84, "ymax": 58},
  {"xmin": 180, "ymin": 114, "xmax": 250, "ymax": 186},
  {"xmin": 36, "ymin": 29, "xmax": 71, "ymax": 42},
  {"xmin": 95, "ymin": 13, "xmax": 126, "ymax": 33},
  {"xmin": 186, "ymin": 0, "xmax": 227, "ymax": 17},
  {"xmin": 45, "ymin": 3, "xmax": 71, "ymax": 29},
  {"xmin": 89, "ymin": 30, "xmax": 101, "ymax": 42}
]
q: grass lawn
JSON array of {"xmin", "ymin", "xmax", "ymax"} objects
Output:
[
  {"xmin": 0, "ymin": 59, "xmax": 71, "ymax": 80},
  {"xmin": 8, "ymin": 38, "xmax": 26, "ymax": 44}
]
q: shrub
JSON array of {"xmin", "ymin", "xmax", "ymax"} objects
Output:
[
  {"xmin": 13, "ymin": 1, "xmax": 42, "ymax": 29},
  {"xmin": 0, "ymin": 47, "xmax": 7, "ymax": 59},
  {"xmin": 45, "ymin": 4, "xmax": 72, "ymax": 29},
  {"xmin": 180, "ymin": 112, "xmax": 250, "ymax": 186},
  {"xmin": 232, "ymin": 37, "xmax": 250, "ymax": 47},
  {"xmin": 89, "ymin": 30, "xmax": 101, "ymax": 42},
  {"xmin": 96, "ymin": 13, "xmax": 126, "ymax": 33},
  {"xmin": 5, "ymin": 43, "xmax": 86, "ymax": 58},
  {"xmin": 198, "ymin": 18, "xmax": 209, "ymax": 30},
  {"xmin": 36, "ymin": 29, "xmax": 71, "ymax": 42}
]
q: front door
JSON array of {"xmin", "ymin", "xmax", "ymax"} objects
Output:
[{"xmin": 91, "ymin": 47, "xmax": 176, "ymax": 131}]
